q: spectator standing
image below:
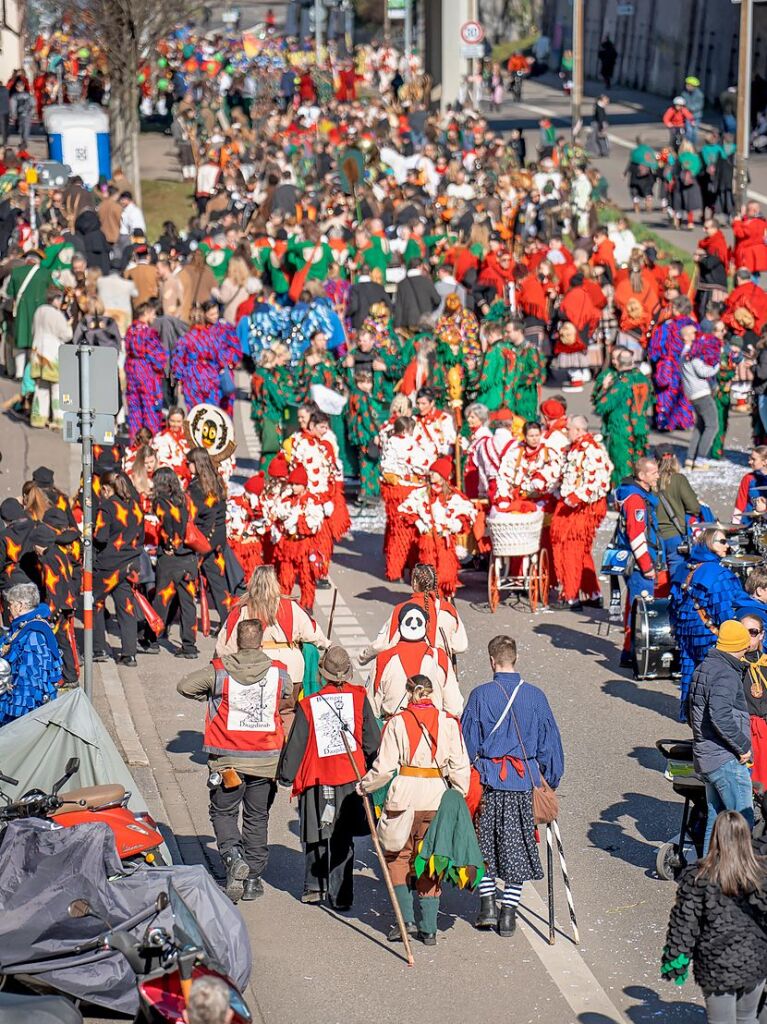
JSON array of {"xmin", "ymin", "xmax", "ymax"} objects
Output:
[
  {"xmin": 687, "ymin": 620, "xmax": 753, "ymax": 854},
  {"xmin": 29, "ymin": 286, "xmax": 72, "ymax": 429},
  {"xmin": 681, "ymin": 323, "xmax": 720, "ymax": 469},
  {"xmin": 0, "ymin": 582, "xmax": 62, "ymax": 725},
  {"xmin": 662, "ymin": 811, "xmax": 767, "ymax": 1021},
  {"xmin": 597, "ymin": 37, "xmax": 617, "ymax": 89}
]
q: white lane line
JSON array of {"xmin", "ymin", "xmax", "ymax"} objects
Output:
[
  {"xmin": 515, "ymin": 97, "xmax": 767, "ymax": 204},
  {"xmin": 313, "ymin": 571, "xmax": 627, "ymax": 1022}
]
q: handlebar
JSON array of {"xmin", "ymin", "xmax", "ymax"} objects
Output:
[
  {"xmin": 656, "ymin": 738, "xmax": 694, "ymax": 760},
  {"xmin": 0, "ymin": 772, "xmax": 18, "ymax": 786}
]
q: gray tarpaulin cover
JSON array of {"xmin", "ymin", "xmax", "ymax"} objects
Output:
[
  {"xmin": 0, "ymin": 689, "xmax": 149, "ymax": 811},
  {"xmin": 0, "ymin": 819, "xmax": 252, "ymax": 1014}
]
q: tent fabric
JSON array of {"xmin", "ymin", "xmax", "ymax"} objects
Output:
[
  {"xmin": 0, "ymin": 689, "xmax": 149, "ymax": 813},
  {"xmin": 0, "ymin": 819, "xmax": 252, "ymax": 1014}
]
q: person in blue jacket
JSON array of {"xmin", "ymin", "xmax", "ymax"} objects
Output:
[
  {"xmin": 461, "ymin": 634, "xmax": 564, "ymax": 938},
  {"xmin": 669, "ymin": 527, "xmax": 748, "ymax": 719},
  {"xmin": 0, "ymin": 582, "xmax": 62, "ymax": 726}
]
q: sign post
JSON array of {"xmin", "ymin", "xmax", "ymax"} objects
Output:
[
  {"xmin": 735, "ymin": 0, "xmax": 754, "ymax": 208},
  {"xmin": 460, "ymin": 15, "xmax": 485, "ymax": 80},
  {"xmin": 59, "ymin": 345, "xmax": 119, "ymax": 701},
  {"xmin": 572, "ymin": 0, "xmax": 585, "ymax": 138}
]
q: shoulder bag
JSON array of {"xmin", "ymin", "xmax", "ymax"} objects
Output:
[
  {"xmin": 467, "ymin": 680, "xmax": 524, "ymax": 819},
  {"xmin": 509, "ymin": 692, "xmax": 560, "ymax": 824},
  {"xmin": 183, "ymin": 500, "xmax": 212, "ymax": 555}
]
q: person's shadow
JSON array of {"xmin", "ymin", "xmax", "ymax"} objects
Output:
[{"xmin": 622, "ymin": 984, "xmax": 704, "ymax": 1021}]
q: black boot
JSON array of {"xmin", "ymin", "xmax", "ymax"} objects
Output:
[
  {"xmin": 497, "ymin": 906, "xmax": 517, "ymax": 937},
  {"xmin": 242, "ymin": 876, "xmax": 264, "ymax": 900},
  {"xmin": 475, "ymin": 894, "xmax": 497, "ymax": 929},
  {"xmin": 222, "ymin": 847, "xmax": 249, "ymax": 903}
]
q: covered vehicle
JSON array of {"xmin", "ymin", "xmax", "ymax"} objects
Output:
[{"xmin": 0, "ymin": 819, "xmax": 251, "ymax": 1014}]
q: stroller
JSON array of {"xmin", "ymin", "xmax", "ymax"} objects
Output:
[{"xmin": 655, "ymin": 738, "xmax": 767, "ymax": 880}]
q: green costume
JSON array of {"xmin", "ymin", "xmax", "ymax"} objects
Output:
[
  {"xmin": 346, "ymin": 385, "xmax": 384, "ymax": 501},
  {"xmin": 8, "ymin": 262, "xmax": 53, "ymax": 349},
  {"xmin": 592, "ymin": 367, "xmax": 653, "ymax": 486},
  {"xmin": 506, "ymin": 343, "xmax": 546, "ymax": 422},
  {"xmin": 629, "ymin": 143, "xmax": 658, "ymax": 172},
  {"xmin": 711, "ymin": 344, "xmax": 737, "ymax": 461},
  {"xmin": 286, "ymin": 239, "xmax": 335, "ymax": 283},
  {"xmin": 251, "ymin": 365, "xmax": 297, "ymax": 456}
]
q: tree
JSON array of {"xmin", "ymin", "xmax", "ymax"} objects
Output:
[
  {"xmin": 479, "ymin": 0, "xmax": 540, "ymax": 45},
  {"xmin": 66, "ymin": 0, "xmax": 199, "ymax": 205}
]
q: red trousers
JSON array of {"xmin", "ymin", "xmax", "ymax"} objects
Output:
[
  {"xmin": 274, "ymin": 538, "xmax": 321, "ymax": 611},
  {"xmin": 550, "ymin": 499, "xmax": 606, "ymax": 602},
  {"xmin": 752, "ymin": 715, "xmax": 767, "ymax": 789},
  {"xmin": 382, "ymin": 482, "xmax": 418, "ymax": 581}
]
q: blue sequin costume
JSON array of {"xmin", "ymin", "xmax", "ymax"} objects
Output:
[
  {"xmin": 0, "ymin": 603, "xmax": 62, "ymax": 725},
  {"xmin": 669, "ymin": 543, "xmax": 747, "ymax": 719}
]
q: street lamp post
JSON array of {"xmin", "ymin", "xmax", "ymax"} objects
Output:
[
  {"xmin": 572, "ymin": 0, "xmax": 584, "ymax": 138},
  {"xmin": 735, "ymin": 0, "xmax": 753, "ymax": 209},
  {"xmin": 315, "ymin": 0, "xmax": 322, "ymax": 63}
]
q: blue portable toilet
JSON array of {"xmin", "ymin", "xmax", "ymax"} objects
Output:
[{"xmin": 42, "ymin": 105, "xmax": 111, "ymax": 188}]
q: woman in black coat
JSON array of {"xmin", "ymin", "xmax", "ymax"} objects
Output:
[
  {"xmin": 662, "ymin": 811, "xmax": 767, "ymax": 1021},
  {"xmin": 74, "ymin": 209, "xmax": 111, "ymax": 275}
]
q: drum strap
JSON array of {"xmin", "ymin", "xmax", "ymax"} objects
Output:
[
  {"xmin": 657, "ymin": 489, "xmax": 686, "ymax": 540},
  {"xmin": 682, "ymin": 564, "xmax": 719, "ymax": 636}
]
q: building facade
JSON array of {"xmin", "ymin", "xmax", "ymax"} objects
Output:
[
  {"xmin": 0, "ymin": 0, "xmax": 25, "ymax": 84},
  {"xmin": 542, "ymin": 0, "xmax": 767, "ymax": 103}
]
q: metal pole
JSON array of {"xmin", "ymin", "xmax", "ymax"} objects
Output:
[
  {"xmin": 315, "ymin": 0, "xmax": 322, "ymax": 64},
  {"xmin": 404, "ymin": 0, "xmax": 413, "ymax": 82},
  {"xmin": 79, "ymin": 345, "xmax": 94, "ymax": 700},
  {"xmin": 735, "ymin": 0, "xmax": 753, "ymax": 209},
  {"xmin": 468, "ymin": 0, "xmax": 478, "ymax": 95},
  {"xmin": 572, "ymin": 0, "xmax": 584, "ymax": 139},
  {"xmin": 28, "ymin": 183, "xmax": 36, "ymax": 249}
]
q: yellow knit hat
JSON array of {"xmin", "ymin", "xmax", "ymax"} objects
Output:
[{"xmin": 716, "ymin": 620, "xmax": 751, "ymax": 654}]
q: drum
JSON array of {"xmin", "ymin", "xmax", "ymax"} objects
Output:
[
  {"xmin": 751, "ymin": 521, "xmax": 767, "ymax": 558},
  {"xmin": 721, "ymin": 553, "xmax": 765, "ymax": 585},
  {"xmin": 631, "ymin": 596, "xmax": 679, "ymax": 681}
]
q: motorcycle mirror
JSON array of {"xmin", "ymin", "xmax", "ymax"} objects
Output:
[
  {"xmin": 52, "ymin": 757, "xmax": 80, "ymax": 795},
  {"xmin": 68, "ymin": 899, "xmax": 93, "ymax": 919},
  {"xmin": 155, "ymin": 891, "xmax": 169, "ymax": 912}
]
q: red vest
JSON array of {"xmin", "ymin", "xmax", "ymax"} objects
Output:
[
  {"xmin": 204, "ymin": 657, "xmax": 286, "ymax": 758},
  {"xmin": 291, "ymin": 683, "xmax": 367, "ymax": 795},
  {"xmin": 373, "ymin": 641, "xmax": 449, "ymax": 693},
  {"xmin": 386, "ymin": 594, "xmax": 458, "ymax": 648}
]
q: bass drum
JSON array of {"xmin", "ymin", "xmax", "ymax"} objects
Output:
[{"xmin": 631, "ymin": 596, "xmax": 679, "ymax": 681}]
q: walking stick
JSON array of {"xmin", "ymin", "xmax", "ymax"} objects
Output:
[
  {"xmin": 327, "ymin": 585, "xmax": 338, "ymax": 640},
  {"xmin": 546, "ymin": 824, "xmax": 555, "ymax": 945},
  {"xmin": 550, "ymin": 818, "xmax": 580, "ymax": 944},
  {"xmin": 339, "ymin": 730, "xmax": 415, "ymax": 966}
]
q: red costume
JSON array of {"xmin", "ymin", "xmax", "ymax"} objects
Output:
[{"xmin": 733, "ymin": 216, "xmax": 767, "ymax": 273}]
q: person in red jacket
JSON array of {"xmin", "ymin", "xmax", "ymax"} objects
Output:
[
  {"xmin": 278, "ymin": 645, "xmax": 380, "ymax": 909},
  {"xmin": 662, "ymin": 97, "xmax": 694, "ymax": 147},
  {"xmin": 558, "ymin": 273, "xmax": 603, "ymax": 344},
  {"xmin": 733, "ymin": 202, "xmax": 767, "ymax": 277},
  {"xmin": 723, "ymin": 268, "xmax": 767, "ymax": 333},
  {"xmin": 177, "ymin": 618, "xmax": 293, "ymax": 902}
]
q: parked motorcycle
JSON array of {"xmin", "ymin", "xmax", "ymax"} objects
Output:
[
  {"xmin": 0, "ymin": 758, "xmax": 165, "ymax": 866},
  {"xmin": 0, "ymin": 991, "xmax": 83, "ymax": 1024},
  {"xmin": 68, "ymin": 884, "xmax": 252, "ymax": 1023}
]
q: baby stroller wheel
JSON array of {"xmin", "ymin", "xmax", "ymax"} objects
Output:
[{"xmin": 656, "ymin": 841, "xmax": 684, "ymax": 880}]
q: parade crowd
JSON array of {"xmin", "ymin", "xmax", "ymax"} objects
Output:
[{"xmin": 9, "ymin": 16, "xmax": 767, "ymax": 1017}]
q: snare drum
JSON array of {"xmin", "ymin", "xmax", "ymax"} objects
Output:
[
  {"xmin": 632, "ymin": 596, "xmax": 679, "ymax": 681},
  {"xmin": 721, "ymin": 553, "xmax": 765, "ymax": 585}
]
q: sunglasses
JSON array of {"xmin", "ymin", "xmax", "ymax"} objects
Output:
[{"xmin": 748, "ymin": 628, "xmax": 764, "ymax": 637}]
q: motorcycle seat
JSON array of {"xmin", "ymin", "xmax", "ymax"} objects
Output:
[{"xmin": 51, "ymin": 783, "xmax": 126, "ymax": 813}]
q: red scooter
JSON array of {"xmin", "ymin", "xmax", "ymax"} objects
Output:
[
  {"xmin": 68, "ymin": 886, "xmax": 252, "ymax": 1023},
  {"xmin": 0, "ymin": 758, "xmax": 166, "ymax": 866}
]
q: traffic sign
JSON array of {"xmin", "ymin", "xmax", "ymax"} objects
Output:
[
  {"xmin": 59, "ymin": 345, "xmax": 119, "ymax": 416},
  {"xmin": 460, "ymin": 43, "xmax": 485, "ymax": 59},
  {"xmin": 62, "ymin": 412, "xmax": 116, "ymax": 445},
  {"xmin": 460, "ymin": 20, "xmax": 485, "ymax": 45}
]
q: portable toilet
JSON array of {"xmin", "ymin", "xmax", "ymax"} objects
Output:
[{"xmin": 42, "ymin": 105, "xmax": 111, "ymax": 188}]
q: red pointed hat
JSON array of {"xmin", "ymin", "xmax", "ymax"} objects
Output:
[
  {"xmin": 430, "ymin": 457, "xmax": 453, "ymax": 481},
  {"xmin": 267, "ymin": 453, "xmax": 289, "ymax": 479},
  {"xmin": 288, "ymin": 464, "xmax": 309, "ymax": 486},
  {"xmin": 540, "ymin": 398, "xmax": 566, "ymax": 420},
  {"xmin": 244, "ymin": 471, "xmax": 265, "ymax": 496}
]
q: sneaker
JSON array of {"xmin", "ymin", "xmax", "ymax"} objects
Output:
[
  {"xmin": 92, "ymin": 650, "xmax": 110, "ymax": 663},
  {"xmin": 118, "ymin": 655, "xmax": 138, "ymax": 668},
  {"xmin": 388, "ymin": 921, "xmax": 418, "ymax": 941},
  {"xmin": 315, "ymin": 578, "xmax": 332, "ymax": 590},
  {"xmin": 242, "ymin": 876, "xmax": 264, "ymax": 901},
  {"xmin": 418, "ymin": 931, "xmax": 437, "ymax": 946},
  {"xmin": 175, "ymin": 646, "xmax": 199, "ymax": 659},
  {"xmin": 580, "ymin": 368, "xmax": 592, "ymax": 383}
]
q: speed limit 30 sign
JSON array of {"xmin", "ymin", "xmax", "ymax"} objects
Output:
[{"xmin": 460, "ymin": 20, "xmax": 485, "ymax": 45}]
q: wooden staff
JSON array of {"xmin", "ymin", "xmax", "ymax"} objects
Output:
[
  {"xmin": 546, "ymin": 824, "xmax": 556, "ymax": 945},
  {"xmin": 339, "ymin": 729, "xmax": 415, "ymax": 966},
  {"xmin": 327, "ymin": 585, "xmax": 338, "ymax": 639}
]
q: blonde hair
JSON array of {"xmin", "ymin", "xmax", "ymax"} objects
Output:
[
  {"xmin": 389, "ymin": 394, "xmax": 412, "ymax": 417},
  {"xmin": 22, "ymin": 481, "xmax": 51, "ymax": 521},
  {"xmin": 240, "ymin": 564, "xmax": 282, "ymax": 625},
  {"xmin": 226, "ymin": 256, "xmax": 250, "ymax": 288}
]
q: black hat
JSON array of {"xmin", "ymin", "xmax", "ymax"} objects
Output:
[
  {"xmin": 0, "ymin": 498, "xmax": 25, "ymax": 523},
  {"xmin": 30, "ymin": 523, "xmax": 56, "ymax": 548},
  {"xmin": 32, "ymin": 466, "xmax": 54, "ymax": 488}
]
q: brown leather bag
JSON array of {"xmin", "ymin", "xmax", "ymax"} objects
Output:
[{"xmin": 509, "ymin": 696, "xmax": 560, "ymax": 825}]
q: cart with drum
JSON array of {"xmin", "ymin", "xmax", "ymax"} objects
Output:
[{"xmin": 487, "ymin": 508, "xmax": 549, "ymax": 612}]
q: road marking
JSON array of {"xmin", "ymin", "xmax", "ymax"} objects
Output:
[{"xmin": 314, "ymin": 571, "xmax": 627, "ymax": 1021}]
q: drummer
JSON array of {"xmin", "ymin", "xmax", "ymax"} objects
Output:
[
  {"xmin": 614, "ymin": 458, "xmax": 668, "ymax": 669},
  {"xmin": 733, "ymin": 446, "xmax": 767, "ymax": 526}
]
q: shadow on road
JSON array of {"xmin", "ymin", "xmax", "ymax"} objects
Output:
[
  {"xmin": 166, "ymin": 729, "xmax": 207, "ymax": 765},
  {"xmin": 602, "ymin": 677, "xmax": 681, "ymax": 721},
  {"xmin": 588, "ymin": 792, "xmax": 680, "ymax": 871},
  {"xmin": 623, "ymin": 984, "xmax": 705, "ymax": 1022}
]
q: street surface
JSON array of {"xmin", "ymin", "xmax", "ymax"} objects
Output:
[
  {"xmin": 11, "ymin": 73, "xmax": 763, "ymax": 1024},
  {"xmin": 17, "ymin": 351, "xmax": 748, "ymax": 1023}
]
